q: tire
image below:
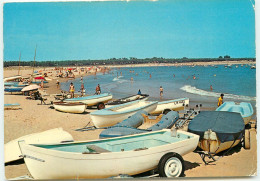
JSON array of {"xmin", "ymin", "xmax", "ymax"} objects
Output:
[
  {"xmin": 97, "ymin": 102, "xmax": 105, "ymax": 110},
  {"xmin": 163, "ymin": 109, "xmax": 171, "ymax": 115},
  {"xmin": 244, "ymin": 129, "xmax": 250, "ymax": 150},
  {"xmin": 158, "ymin": 152, "xmax": 184, "ymax": 177}
]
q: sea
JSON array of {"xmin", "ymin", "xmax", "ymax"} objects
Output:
[{"xmin": 60, "ymin": 64, "xmax": 256, "ymax": 114}]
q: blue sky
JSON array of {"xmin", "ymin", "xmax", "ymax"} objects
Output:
[{"xmin": 3, "ymin": 0, "xmax": 256, "ymax": 61}]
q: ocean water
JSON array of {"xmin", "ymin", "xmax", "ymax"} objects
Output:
[{"xmin": 60, "ymin": 65, "xmax": 256, "ymax": 109}]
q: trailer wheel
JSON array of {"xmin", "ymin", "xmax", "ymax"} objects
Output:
[
  {"xmin": 97, "ymin": 102, "xmax": 105, "ymax": 110},
  {"xmin": 163, "ymin": 109, "xmax": 171, "ymax": 115},
  {"xmin": 158, "ymin": 152, "xmax": 184, "ymax": 177},
  {"xmin": 244, "ymin": 129, "xmax": 250, "ymax": 150}
]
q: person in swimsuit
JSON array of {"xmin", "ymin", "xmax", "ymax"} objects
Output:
[
  {"xmin": 69, "ymin": 82, "xmax": 75, "ymax": 98},
  {"xmin": 96, "ymin": 84, "xmax": 101, "ymax": 95},
  {"xmin": 160, "ymin": 86, "xmax": 163, "ymax": 97}
]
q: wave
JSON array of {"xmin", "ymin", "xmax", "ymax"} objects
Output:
[
  {"xmin": 180, "ymin": 85, "xmax": 256, "ymax": 101},
  {"xmin": 112, "ymin": 76, "xmax": 125, "ymax": 82}
]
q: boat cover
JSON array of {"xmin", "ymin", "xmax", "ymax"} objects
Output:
[
  {"xmin": 216, "ymin": 102, "xmax": 253, "ymax": 118},
  {"xmin": 188, "ymin": 111, "xmax": 245, "ymax": 143},
  {"xmin": 99, "ymin": 111, "xmax": 179, "ymax": 138}
]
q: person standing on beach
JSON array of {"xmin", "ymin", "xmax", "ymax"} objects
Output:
[
  {"xmin": 160, "ymin": 86, "xmax": 163, "ymax": 97},
  {"xmin": 81, "ymin": 83, "xmax": 85, "ymax": 96},
  {"xmin": 40, "ymin": 80, "xmax": 44, "ymax": 89},
  {"xmin": 217, "ymin": 94, "xmax": 224, "ymax": 107},
  {"xmin": 69, "ymin": 82, "xmax": 75, "ymax": 98},
  {"xmin": 96, "ymin": 84, "xmax": 101, "ymax": 95},
  {"xmin": 56, "ymin": 80, "xmax": 60, "ymax": 88},
  {"xmin": 210, "ymin": 85, "xmax": 213, "ymax": 91}
]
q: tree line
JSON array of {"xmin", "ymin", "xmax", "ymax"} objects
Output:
[{"xmin": 3, "ymin": 57, "xmax": 255, "ymax": 67}]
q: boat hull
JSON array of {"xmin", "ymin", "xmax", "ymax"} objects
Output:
[
  {"xmin": 53, "ymin": 102, "xmax": 86, "ymax": 114},
  {"xmin": 150, "ymin": 98, "xmax": 189, "ymax": 115},
  {"xmin": 91, "ymin": 101, "xmax": 158, "ymax": 128},
  {"xmin": 64, "ymin": 94, "xmax": 112, "ymax": 107},
  {"xmin": 19, "ymin": 130, "xmax": 199, "ymax": 179},
  {"xmin": 5, "ymin": 128, "xmax": 73, "ymax": 164}
]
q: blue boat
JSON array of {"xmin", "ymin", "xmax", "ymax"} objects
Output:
[
  {"xmin": 4, "ymin": 87, "xmax": 23, "ymax": 93},
  {"xmin": 4, "ymin": 103, "xmax": 21, "ymax": 110},
  {"xmin": 31, "ymin": 81, "xmax": 48, "ymax": 84},
  {"xmin": 216, "ymin": 102, "xmax": 253, "ymax": 125},
  {"xmin": 99, "ymin": 111, "xmax": 179, "ymax": 138}
]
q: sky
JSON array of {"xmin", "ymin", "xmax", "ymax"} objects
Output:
[{"xmin": 3, "ymin": 0, "xmax": 256, "ymax": 61}]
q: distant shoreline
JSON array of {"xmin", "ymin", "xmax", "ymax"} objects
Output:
[{"xmin": 3, "ymin": 60, "xmax": 256, "ymax": 70}]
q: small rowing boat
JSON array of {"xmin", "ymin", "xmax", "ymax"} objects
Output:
[
  {"xmin": 216, "ymin": 102, "xmax": 253, "ymax": 125},
  {"xmin": 99, "ymin": 111, "xmax": 179, "ymax": 138},
  {"xmin": 106, "ymin": 94, "xmax": 149, "ymax": 107},
  {"xmin": 150, "ymin": 98, "xmax": 189, "ymax": 115},
  {"xmin": 19, "ymin": 129, "xmax": 199, "ymax": 179},
  {"xmin": 4, "ymin": 87, "xmax": 23, "ymax": 93},
  {"xmin": 90, "ymin": 100, "xmax": 158, "ymax": 128},
  {"xmin": 5, "ymin": 128, "xmax": 73, "ymax": 164},
  {"xmin": 188, "ymin": 111, "xmax": 247, "ymax": 154},
  {"xmin": 63, "ymin": 93, "xmax": 113, "ymax": 109},
  {"xmin": 4, "ymin": 103, "xmax": 21, "ymax": 110},
  {"xmin": 53, "ymin": 102, "xmax": 86, "ymax": 114}
]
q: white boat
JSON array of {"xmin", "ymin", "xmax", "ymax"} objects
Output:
[
  {"xmin": 53, "ymin": 102, "xmax": 86, "ymax": 114},
  {"xmin": 63, "ymin": 93, "xmax": 112, "ymax": 109},
  {"xmin": 4, "ymin": 103, "xmax": 21, "ymax": 110},
  {"xmin": 106, "ymin": 94, "xmax": 149, "ymax": 108},
  {"xmin": 90, "ymin": 100, "xmax": 158, "ymax": 128},
  {"xmin": 21, "ymin": 84, "xmax": 40, "ymax": 92},
  {"xmin": 216, "ymin": 102, "xmax": 253, "ymax": 125},
  {"xmin": 4, "ymin": 75, "xmax": 22, "ymax": 82},
  {"xmin": 5, "ymin": 128, "xmax": 74, "ymax": 164},
  {"xmin": 150, "ymin": 98, "xmax": 189, "ymax": 115},
  {"xmin": 19, "ymin": 129, "xmax": 199, "ymax": 179}
]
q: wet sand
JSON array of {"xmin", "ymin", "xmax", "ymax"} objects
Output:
[{"xmin": 3, "ymin": 66, "xmax": 257, "ymax": 179}]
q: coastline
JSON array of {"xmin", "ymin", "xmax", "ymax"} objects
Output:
[{"xmin": 3, "ymin": 64, "xmax": 257, "ymax": 179}]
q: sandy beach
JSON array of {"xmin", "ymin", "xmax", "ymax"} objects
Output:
[{"xmin": 3, "ymin": 64, "xmax": 257, "ymax": 179}]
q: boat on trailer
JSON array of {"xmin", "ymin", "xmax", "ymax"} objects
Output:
[
  {"xmin": 63, "ymin": 93, "xmax": 113, "ymax": 109},
  {"xmin": 5, "ymin": 128, "xmax": 73, "ymax": 164},
  {"xmin": 188, "ymin": 111, "xmax": 249, "ymax": 154},
  {"xmin": 150, "ymin": 98, "xmax": 189, "ymax": 115},
  {"xmin": 53, "ymin": 102, "xmax": 86, "ymax": 114},
  {"xmin": 216, "ymin": 102, "xmax": 253, "ymax": 125},
  {"xmin": 90, "ymin": 100, "xmax": 158, "ymax": 128},
  {"xmin": 99, "ymin": 111, "xmax": 179, "ymax": 138},
  {"xmin": 19, "ymin": 129, "xmax": 199, "ymax": 179}
]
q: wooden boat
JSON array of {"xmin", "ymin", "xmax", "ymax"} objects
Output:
[
  {"xmin": 188, "ymin": 111, "xmax": 247, "ymax": 154},
  {"xmin": 216, "ymin": 102, "xmax": 253, "ymax": 125},
  {"xmin": 106, "ymin": 94, "xmax": 149, "ymax": 108},
  {"xmin": 19, "ymin": 129, "xmax": 199, "ymax": 179},
  {"xmin": 64, "ymin": 93, "xmax": 113, "ymax": 109},
  {"xmin": 4, "ymin": 75, "xmax": 22, "ymax": 82},
  {"xmin": 4, "ymin": 87, "xmax": 23, "ymax": 93},
  {"xmin": 150, "ymin": 98, "xmax": 189, "ymax": 115},
  {"xmin": 90, "ymin": 100, "xmax": 158, "ymax": 128},
  {"xmin": 4, "ymin": 103, "xmax": 21, "ymax": 110},
  {"xmin": 99, "ymin": 111, "xmax": 179, "ymax": 138},
  {"xmin": 53, "ymin": 102, "xmax": 86, "ymax": 114},
  {"xmin": 5, "ymin": 128, "xmax": 74, "ymax": 164}
]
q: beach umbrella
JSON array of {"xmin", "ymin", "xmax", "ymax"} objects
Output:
[
  {"xmin": 34, "ymin": 76, "xmax": 45, "ymax": 80},
  {"xmin": 21, "ymin": 84, "xmax": 40, "ymax": 92}
]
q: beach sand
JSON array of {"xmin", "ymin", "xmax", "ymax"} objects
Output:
[{"xmin": 3, "ymin": 65, "xmax": 257, "ymax": 179}]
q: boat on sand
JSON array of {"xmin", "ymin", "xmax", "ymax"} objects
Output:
[
  {"xmin": 90, "ymin": 100, "xmax": 158, "ymax": 128},
  {"xmin": 5, "ymin": 128, "xmax": 73, "ymax": 164},
  {"xmin": 63, "ymin": 93, "xmax": 112, "ymax": 109},
  {"xmin": 19, "ymin": 129, "xmax": 199, "ymax": 179},
  {"xmin": 53, "ymin": 102, "xmax": 86, "ymax": 114},
  {"xmin": 216, "ymin": 102, "xmax": 253, "ymax": 125},
  {"xmin": 106, "ymin": 94, "xmax": 149, "ymax": 107},
  {"xmin": 150, "ymin": 98, "xmax": 189, "ymax": 115},
  {"xmin": 99, "ymin": 110, "xmax": 179, "ymax": 138}
]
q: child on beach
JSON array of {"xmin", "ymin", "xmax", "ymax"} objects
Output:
[
  {"xmin": 217, "ymin": 93, "xmax": 224, "ymax": 107},
  {"xmin": 69, "ymin": 82, "xmax": 75, "ymax": 98}
]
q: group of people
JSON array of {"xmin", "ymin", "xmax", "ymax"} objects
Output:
[{"xmin": 68, "ymin": 81, "xmax": 101, "ymax": 98}]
